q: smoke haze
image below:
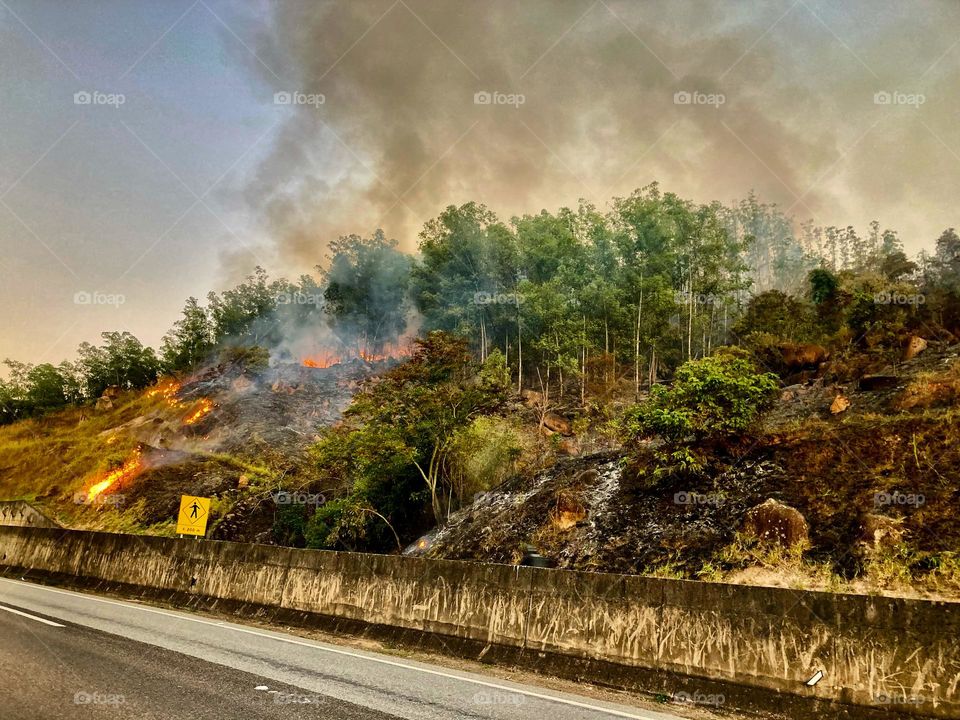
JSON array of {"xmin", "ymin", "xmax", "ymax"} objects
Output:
[{"xmin": 247, "ymin": 0, "xmax": 960, "ymax": 268}]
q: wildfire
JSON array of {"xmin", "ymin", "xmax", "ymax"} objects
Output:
[
  {"xmin": 302, "ymin": 342, "xmax": 412, "ymax": 368},
  {"xmin": 86, "ymin": 447, "xmax": 142, "ymax": 502},
  {"xmin": 146, "ymin": 379, "xmax": 181, "ymax": 400},
  {"xmin": 148, "ymin": 379, "xmax": 214, "ymax": 426},
  {"xmin": 184, "ymin": 398, "xmax": 214, "ymax": 425}
]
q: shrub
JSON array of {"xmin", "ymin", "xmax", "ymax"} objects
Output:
[{"xmin": 625, "ymin": 350, "xmax": 780, "ymax": 445}]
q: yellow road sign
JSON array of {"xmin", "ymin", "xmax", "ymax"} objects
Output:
[{"xmin": 176, "ymin": 495, "xmax": 211, "ymax": 536}]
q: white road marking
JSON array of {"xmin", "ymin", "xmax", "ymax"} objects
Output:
[
  {"xmin": 0, "ymin": 578, "xmax": 671, "ymax": 720},
  {"xmin": 0, "ymin": 602, "xmax": 66, "ymax": 627}
]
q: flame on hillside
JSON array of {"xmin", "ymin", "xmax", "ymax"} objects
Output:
[
  {"xmin": 147, "ymin": 379, "xmax": 214, "ymax": 426},
  {"xmin": 302, "ymin": 341, "xmax": 412, "ymax": 368},
  {"xmin": 86, "ymin": 447, "xmax": 142, "ymax": 502},
  {"xmin": 147, "ymin": 380, "xmax": 181, "ymax": 400},
  {"xmin": 184, "ymin": 398, "xmax": 214, "ymax": 425}
]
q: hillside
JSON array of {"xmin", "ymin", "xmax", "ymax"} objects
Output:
[
  {"xmin": 420, "ymin": 341, "xmax": 960, "ymax": 598},
  {"xmin": 0, "ymin": 355, "xmax": 382, "ymax": 537},
  {"xmin": 3, "ymin": 335, "xmax": 959, "ymax": 599}
]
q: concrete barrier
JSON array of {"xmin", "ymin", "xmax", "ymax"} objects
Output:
[
  {"xmin": 0, "ymin": 500, "xmax": 59, "ymax": 528},
  {"xmin": 0, "ymin": 525, "xmax": 956, "ymax": 719}
]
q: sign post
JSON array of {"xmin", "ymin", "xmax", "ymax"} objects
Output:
[{"xmin": 176, "ymin": 495, "xmax": 211, "ymax": 537}]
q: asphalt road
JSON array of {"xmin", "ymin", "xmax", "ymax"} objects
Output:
[{"xmin": 0, "ymin": 578, "xmax": 691, "ymax": 720}]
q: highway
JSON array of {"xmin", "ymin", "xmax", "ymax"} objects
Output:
[{"xmin": 0, "ymin": 577, "xmax": 696, "ymax": 720}]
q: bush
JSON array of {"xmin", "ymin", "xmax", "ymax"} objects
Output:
[
  {"xmin": 625, "ymin": 350, "xmax": 779, "ymax": 446},
  {"xmin": 623, "ymin": 349, "xmax": 779, "ymax": 481}
]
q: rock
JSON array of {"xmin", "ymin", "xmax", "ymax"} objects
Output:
[
  {"xmin": 858, "ymin": 375, "xmax": 899, "ymax": 391},
  {"xmin": 543, "ymin": 411, "xmax": 573, "ymax": 435},
  {"xmin": 521, "ymin": 389, "xmax": 543, "ymax": 407},
  {"xmin": 558, "ymin": 438, "xmax": 579, "ymax": 456},
  {"xmin": 902, "ymin": 335, "xmax": 928, "ymax": 361},
  {"xmin": 830, "ymin": 395, "xmax": 850, "ymax": 414},
  {"xmin": 741, "ymin": 499, "xmax": 809, "ymax": 548},
  {"xmin": 550, "ymin": 492, "xmax": 586, "ymax": 530},
  {"xmin": 858, "ymin": 513, "xmax": 903, "ymax": 550},
  {"xmin": 780, "ymin": 343, "xmax": 829, "ymax": 372},
  {"xmin": 576, "ymin": 469, "xmax": 600, "ymax": 484}
]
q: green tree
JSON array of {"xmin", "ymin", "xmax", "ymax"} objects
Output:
[
  {"xmin": 320, "ymin": 230, "xmax": 413, "ymax": 354},
  {"xmin": 161, "ymin": 297, "xmax": 214, "ymax": 372}
]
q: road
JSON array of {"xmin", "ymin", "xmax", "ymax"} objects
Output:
[{"xmin": 0, "ymin": 578, "xmax": 694, "ymax": 720}]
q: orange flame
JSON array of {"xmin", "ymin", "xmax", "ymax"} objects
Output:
[
  {"xmin": 302, "ymin": 342, "xmax": 412, "ymax": 368},
  {"xmin": 184, "ymin": 398, "xmax": 214, "ymax": 425},
  {"xmin": 149, "ymin": 380, "xmax": 213, "ymax": 426},
  {"xmin": 147, "ymin": 379, "xmax": 181, "ymax": 399},
  {"xmin": 87, "ymin": 447, "xmax": 142, "ymax": 502}
]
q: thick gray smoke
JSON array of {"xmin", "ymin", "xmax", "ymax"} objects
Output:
[{"xmin": 244, "ymin": 0, "xmax": 960, "ymax": 264}]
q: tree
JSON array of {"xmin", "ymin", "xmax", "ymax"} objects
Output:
[
  {"xmin": 161, "ymin": 297, "xmax": 214, "ymax": 372},
  {"xmin": 308, "ymin": 332, "xmax": 509, "ymax": 550},
  {"xmin": 733, "ymin": 290, "xmax": 817, "ymax": 342},
  {"xmin": 623, "ymin": 349, "xmax": 779, "ymax": 475},
  {"xmin": 320, "ymin": 230, "xmax": 413, "ymax": 354},
  {"xmin": 207, "ymin": 266, "xmax": 285, "ymax": 345}
]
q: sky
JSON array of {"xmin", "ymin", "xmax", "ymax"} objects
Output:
[{"xmin": 2, "ymin": 0, "xmax": 960, "ymax": 365}]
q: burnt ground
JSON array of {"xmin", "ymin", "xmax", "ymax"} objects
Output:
[{"xmin": 424, "ymin": 344, "xmax": 960, "ymax": 595}]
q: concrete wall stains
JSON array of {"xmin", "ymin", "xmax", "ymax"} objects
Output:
[
  {"xmin": 0, "ymin": 501, "xmax": 59, "ymax": 528},
  {"xmin": 0, "ymin": 526, "xmax": 956, "ymax": 718}
]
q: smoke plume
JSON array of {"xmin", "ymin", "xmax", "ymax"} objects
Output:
[{"xmin": 244, "ymin": 0, "xmax": 960, "ymax": 265}]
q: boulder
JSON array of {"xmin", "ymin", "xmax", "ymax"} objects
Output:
[
  {"xmin": 902, "ymin": 335, "xmax": 928, "ymax": 361},
  {"xmin": 557, "ymin": 438, "xmax": 579, "ymax": 456},
  {"xmin": 779, "ymin": 343, "xmax": 829, "ymax": 372},
  {"xmin": 858, "ymin": 513, "xmax": 903, "ymax": 551},
  {"xmin": 542, "ymin": 411, "xmax": 573, "ymax": 436},
  {"xmin": 550, "ymin": 491, "xmax": 586, "ymax": 530},
  {"xmin": 830, "ymin": 395, "xmax": 850, "ymax": 414},
  {"xmin": 521, "ymin": 389, "xmax": 543, "ymax": 407},
  {"xmin": 741, "ymin": 499, "xmax": 809, "ymax": 548}
]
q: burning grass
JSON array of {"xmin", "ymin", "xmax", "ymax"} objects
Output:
[{"xmin": 85, "ymin": 446, "xmax": 143, "ymax": 502}]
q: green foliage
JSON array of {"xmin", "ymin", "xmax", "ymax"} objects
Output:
[
  {"xmin": 218, "ymin": 345, "xmax": 270, "ymax": 373},
  {"xmin": 161, "ymin": 297, "xmax": 214, "ymax": 372},
  {"xmin": 320, "ymin": 230, "xmax": 413, "ymax": 353},
  {"xmin": 733, "ymin": 290, "xmax": 817, "ymax": 342},
  {"xmin": 272, "ymin": 503, "xmax": 308, "ymax": 547},
  {"xmin": 624, "ymin": 350, "xmax": 779, "ymax": 445},
  {"xmin": 308, "ymin": 332, "xmax": 509, "ymax": 551},
  {"xmin": 447, "ymin": 416, "xmax": 523, "ymax": 500}
]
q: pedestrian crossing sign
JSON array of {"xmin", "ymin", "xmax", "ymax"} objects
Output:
[{"xmin": 176, "ymin": 495, "xmax": 211, "ymax": 536}]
